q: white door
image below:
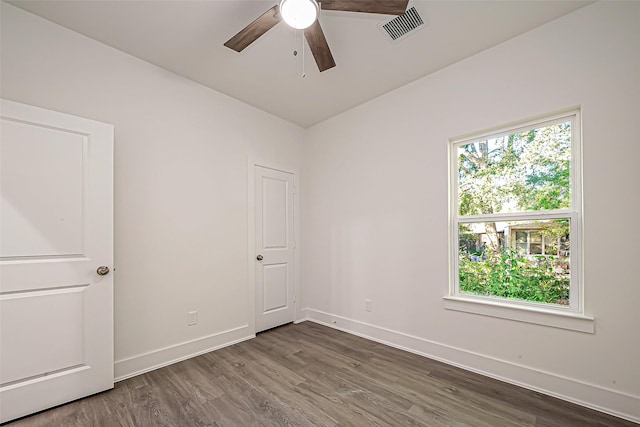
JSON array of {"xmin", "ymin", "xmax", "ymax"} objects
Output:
[
  {"xmin": 0, "ymin": 100, "xmax": 114, "ymax": 423},
  {"xmin": 255, "ymin": 166, "xmax": 295, "ymax": 332}
]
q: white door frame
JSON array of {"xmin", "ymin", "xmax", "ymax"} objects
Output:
[{"xmin": 247, "ymin": 158, "xmax": 300, "ymax": 334}]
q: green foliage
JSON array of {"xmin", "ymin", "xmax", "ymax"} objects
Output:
[
  {"xmin": 459, "ymin": 249, "xmax": 569, "ymax": 305},
  {"xmin": 539, "ymin": 219, "xmax": 570, "ymax": 241},
  {"xmin": 518, "ymin": 123, "xmax": 572, "ymax": 212},
  {"xmin": 458, "ymin": 121, "xmax": 572, "ymax": 217}
]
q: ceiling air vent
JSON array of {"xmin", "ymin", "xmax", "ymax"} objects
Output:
[{"xmin": 378, "ymin": 6, "xmax": 428, "ymax": 43}]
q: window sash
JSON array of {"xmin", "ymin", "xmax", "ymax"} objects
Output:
[
  {"xmin": 451, "ymin": 110, "xmax": 581, "ymax": 219},
  {"xmin": 452, "ymin": 212, "xmax": 579, "ymax": 309}
]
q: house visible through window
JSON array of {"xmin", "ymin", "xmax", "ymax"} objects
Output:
[
  {"xmin": 450, "ymin": 110, "xmax": 581, "ymax": 311},
  {"xmin": 514, "ymin": 229, "xmax": 569, "ymax": 257}
]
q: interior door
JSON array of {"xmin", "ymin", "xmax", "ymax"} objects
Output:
[
  {"xmin": 255, "ymin": 166, "xmax": 295, "ymax": 332},
  {"xmin": 0, "ymin": 99, "xmax": 114, "ymax": 423}
]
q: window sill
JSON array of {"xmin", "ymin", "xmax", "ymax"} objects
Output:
[{"xmin": 443, "ymin": 296, "xmax": 595, "ymax": 333}]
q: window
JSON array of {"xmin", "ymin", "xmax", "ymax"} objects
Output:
[
  {"xmin": 448, "ymin": 110, "xmax": 583, "ymax": 317},
  {"xmin": 514, "ymin": 229, "xmax": 565, "ymax": 256}
]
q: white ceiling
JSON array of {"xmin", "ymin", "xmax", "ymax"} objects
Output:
[{"xmin": 8, "ymin": 0, "xmax": 592, "ymax": 128}]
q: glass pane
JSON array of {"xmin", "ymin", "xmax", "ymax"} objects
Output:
[
  {"xmin": 545, "ymin": 238, "xmax": 559, "ymax": 256},
  {"xmin": 530, "ymin": 231, "xmax": 542, "ymax": 255},
  {"xmin": 560, "ymin": 235, "xmax": 570, "ymax": 256},
  {"xmin": 458, "ymin": 121, "xmax": 572, "ymax": 216},
  {"xmin": 515, "ymin": 231, "xmax": 527, "ymax": 254},
  {"xmin": 458, "ymin": 218, "xmax": 571, "ymax": 305}
]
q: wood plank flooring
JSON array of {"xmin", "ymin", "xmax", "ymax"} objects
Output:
[{"xmin": 5, "ymin": 322, "xmax": 636, "ymax": 426}]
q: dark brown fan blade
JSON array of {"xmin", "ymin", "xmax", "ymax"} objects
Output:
[
  {"xmin": 304, "ymin": 20, "xmax": 336, "ymax": 72},
  {"xmin": 224, "ymin": 5, "xmax": 281, "ymax": 52},
  {"xmin": 320, "ymin": 0, "xmax": 409, "ymax": 15}
]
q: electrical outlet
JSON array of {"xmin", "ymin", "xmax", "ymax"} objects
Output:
[
  {"xmin": 365, "ymin": 299, "xmax": 373, "ymax": 312},
  {"xmin": 187, "ymin": 311, "xmax": 198, "ymax": 326}
]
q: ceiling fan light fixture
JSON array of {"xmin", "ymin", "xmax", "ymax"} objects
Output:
[{"xmin": 280, "ymin": 0, "xmax": 319, "ymax": 30}]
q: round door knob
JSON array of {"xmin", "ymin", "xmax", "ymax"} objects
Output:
[
  {"xmin": 96, "ymin": 266, "xmax": 110, "ymax": 276},
  {"xmin": 256, "ymin": 255, "xmax": 264, "ymax": 261}
]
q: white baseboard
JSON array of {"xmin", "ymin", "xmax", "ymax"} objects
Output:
[
  {"xmin": 114, "ymin": 325, "xmax": 254, "ymax": 381},
  {"xmin": 300, "ymin": 308, "xmax": 640, "ymax": 424}
]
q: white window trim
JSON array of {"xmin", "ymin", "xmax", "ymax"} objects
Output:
[
  {"xmin": 446, "ymin": 109, "xmax": 594, "ymax": 333},
  {"xmin": 442, "ymin": 296, "xmax": 594, "ymax": 333}
]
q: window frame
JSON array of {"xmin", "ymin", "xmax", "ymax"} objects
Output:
[{"xmin": 446, "ymin": 110, "xmax": 593, "ymax": 332}]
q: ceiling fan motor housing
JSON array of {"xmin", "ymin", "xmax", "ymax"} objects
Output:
[{"xmin": 279, "ymin": 0, "xmax": 320, "ymax": 30}]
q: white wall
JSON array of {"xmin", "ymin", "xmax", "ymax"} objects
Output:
[
  {"xmin": 302, "ymin": 1, "xmax": 640, "ymax": 422},
  {"xmin": 1, "ymin": 3, "xmax": 304, "ymax": 378}
]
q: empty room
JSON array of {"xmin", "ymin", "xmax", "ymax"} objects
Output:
[{"xmin": 1, "ymin": 0, "xmax": 638, "ymax": 425}]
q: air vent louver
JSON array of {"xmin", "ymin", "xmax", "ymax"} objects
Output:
[{"xmin": 379, "ymin": 6, "xmax": 427, "ymax": 42}]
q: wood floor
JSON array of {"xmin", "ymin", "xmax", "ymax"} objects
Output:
[{"xmin": 5, "ymin": 322, "xmax": 635, "ymax": 426}]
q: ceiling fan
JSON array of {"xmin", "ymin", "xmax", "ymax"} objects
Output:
[{"xmin": 224, "ymin": 0, "xmax": 410, "ymax": 72}]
